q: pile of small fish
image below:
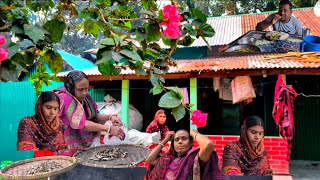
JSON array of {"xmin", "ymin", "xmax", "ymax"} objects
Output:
[
  {"xmin": 89, "ymin": 148, "xmax": 128, "ymax": 161},
  {"xmin": 27, "ymin": 161, "xmax": 64, "ymax": 175}
]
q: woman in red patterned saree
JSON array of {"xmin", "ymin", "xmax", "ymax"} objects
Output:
[
  {"xmin": 222, "ymin": 116, "xmax": 273, "ymax": 176},
  {"xmin": 17, "ymin": 91, "xmax": 67, "ymax": 155}
]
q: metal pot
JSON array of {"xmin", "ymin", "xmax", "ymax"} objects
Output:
[
  {"xmin": 224, "ymin": 44, "xmax": 261, "ymax": 52},
  {"xmin": 237, "ymin": 37, "xmax": 257, "ymax": 45}
]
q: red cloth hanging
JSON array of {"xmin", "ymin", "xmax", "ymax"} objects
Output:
[
  {"xmin": 272, "ymin": 75, "xmax": 297, "ymax": 161},
  {"xmin": 34, "ymin": 150, "xmax": 54, "ymax": 158}
]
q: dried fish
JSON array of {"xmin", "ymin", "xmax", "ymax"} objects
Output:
[
  {"xmin": 89, "ymin": 148, "xmax": 128, "ymax": 161},
  {"xmin": 27, "ymin": 160, "xmax": 64, "ymax": 175}
]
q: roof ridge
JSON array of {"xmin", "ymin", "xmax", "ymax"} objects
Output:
[{"xmin": 206, "ymin": 7, "xmax": 314, "ymax": 18}]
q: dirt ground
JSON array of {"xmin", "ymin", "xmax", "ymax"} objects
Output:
[{"xmin": 289, "ymin": 160, "xmax": 320, "ymax": 180}]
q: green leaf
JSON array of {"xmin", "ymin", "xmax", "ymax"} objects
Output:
[
  {"xmin": 0, "ymin": 61, "xmax": 21, "ymax": 81},
  {"xmin": 141, "ymin": 0, "xmax": 150, "ymax": 10},
  {"xmin": 162, "ymin": 38, "xmax": 173, "ymax": 46},
  {"xmin": 96, "ymin": 49, "xmax": 113, "ymax": 64},
  {"xmin": 184, "ymin": 24, "xmax": 197, "ymax": 36},
  {"xmin": 152, "ymin": 84, "xmax": 163, "ymax": 95},
  {"xmin": 5, "ymin": 42, "xmax": 20, "ymax": 59},
  {"xmin": 199, "ymin": 23, "xmax": 215, "ymax": 37},
  {"xmin": 11, "ymin": 25, "xmax": 24, "ymax": 34},
  {"xmin": 192, "ymin": 8, "xmax": 207, "ymax": 23},
  {"xmin": 123, "ymin": 21, "xmax": 132, "ymax": 29},
  {"xmin": 158, "ymin": 9, "xmax": 164, "ymax": 21},
  {"xmin": 112, "ymin": 51, "xmax": 124, "ymax": 62},
  {"xmin": 120, "ymin": 49, "xmax": 142, "ymax": 61},
  {"xmin": 136, "ymin": 27, "xmax": 147, "ymax": 42},
  {"xmin": 41, "ymin": 50, "xmax": 63, "ymax": 74},
  {"xmin": 166, "ymin": 86, "xmax": 183, "ymax": 100},
  {"xmin": 84, "ymin": 19, "xmax": 102, "ymax": 38},
  {"xmin": 100, "ymin": 38, "xmax": 115, "ymax": 45},
  {"xmin": 23, "ymin": 24, "xmax": 47, "ymax": 43},
  {"xmin": 98, "ymin": 60, "xmax": 120, "ymax": 76},
  {"xmin": 146, "ymin": 22, "xmax": 161, "ymax": 42},
  {"xmin": 134, "ymin": 66, "xmax": 147, "ymax": 75},
  {"xmin": 172, "ymin": 105, "xmax": 186, "ymax": 122},
  {"xmin": 43, "ymin": 19, "xmax": 67, "ymax": 43},
  {"xmin": 178, "ymin": 36, "xmax": 195, "ymax": 47},
  {"xmin": 158, "ymin": 91, "xmax": 181, "ymax": 108},
  {"xmin": 191, "ymin": 19, "xmax": 203, "ymax": 27},
  {"xmin": 140, "ymin": 10, "xmax": 155, "ymax": 17},
  {"xmin": 150, "ymin": 73, "xmax": 160, "ymax": 86}
]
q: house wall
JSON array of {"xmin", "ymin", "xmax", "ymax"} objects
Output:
[{"xmin": 138, "ymin": 135, "xmax": 289, "ymax": 175}]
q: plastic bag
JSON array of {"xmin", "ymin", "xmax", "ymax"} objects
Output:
[
  {"xmin": 128, "ymin": 129, "xmax": 160, "ymax": 147},
  {"xmin": 231, "ymin": 76, "xmax": 256, "ymax": 104},
  {"xmin": 103, "ymin": 125, "xmax": 132, "ymax": 145}
]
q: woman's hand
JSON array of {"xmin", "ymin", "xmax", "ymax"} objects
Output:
[
  {"xmin": 163, "ymin": 131, "xmax": 175, "ymax": 143},
  {"xmin": 109, "ymin": 125, "xmax": 125, "ymax": 140},
  {"xmin": 110, "ymin": 115, "xmax": 123, "ymax": 126}
]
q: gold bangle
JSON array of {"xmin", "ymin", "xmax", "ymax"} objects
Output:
[{"xmin": 159, "ymin": 142, "xmax": 165, "ymax": 147}]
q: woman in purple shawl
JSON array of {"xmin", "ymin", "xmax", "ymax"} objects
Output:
[
  {"xmin": 146, "ymin": 129, "xmax": 223, "ymax": 180},
  {"xmin": 58, "ymin": 70, "xmax": 125, "ymax": 156}
]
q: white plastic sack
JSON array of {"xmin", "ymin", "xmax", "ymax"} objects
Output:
[
  {"xmin": 128, "ymin": 129, "xmax": 161, "ymax": 147},
  {"xmin": 98, "ymin": 95, "xmax": 143, "ymax": 131},
  {"xmin": 103, "ymin": 125, "xmax": 132, "ymax": 145}
]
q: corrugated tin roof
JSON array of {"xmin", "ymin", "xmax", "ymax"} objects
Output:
[
  {"xmin": 58, "ymin": 50, "xmax": 96, "ymax": 69},
  {"xmin": 57, "ymin": 53, "xmax": 320, "ymax": 77}
]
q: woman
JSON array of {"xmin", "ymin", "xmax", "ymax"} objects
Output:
[
  {"xmin": 146, "ymin": 129, "xmax": 223, "ymax": 180},
  {"xmin": 58, "ymin": 70, "xmax": 125, "ymax": 156},
  {"xmin": 222, "ymin": 116, "xmax": 273, "ymax": 176},
  {"xmin": 17, "ymin": 91, "xmax": 67, "ymax": 155},
  {"xmin": 146, "ymin": 109, "xmax": 169, "ymax": 140}
]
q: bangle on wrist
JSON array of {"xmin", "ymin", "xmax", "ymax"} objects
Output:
[
  {"xmin": 107, "ymin": 124, "xmax": 111, "ymax": 133},
  {"xmin": 109, "ymin": 114, "xmax": 117, "ymax": 121},
  {"xmin": 159, "ymin": 142, "xmax": 165, "ymax": 147}
]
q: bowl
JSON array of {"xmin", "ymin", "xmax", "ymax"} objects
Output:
[
  {"xmin": 224, "ymin": 44, "xmax": 261, "ymax": 53},
  {"xmin": 237, "ymin": 37, "xmax": 257, "ymax": 45}
]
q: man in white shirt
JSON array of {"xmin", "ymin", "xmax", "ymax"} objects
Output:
[{"xmin": 256, "ymin": 0, "xmax": 303, "ymax": 36}]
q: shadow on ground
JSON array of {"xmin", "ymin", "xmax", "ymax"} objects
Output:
[{"xmin": 290, "ymin": 160, "xmax": 320, "ymax": 180}]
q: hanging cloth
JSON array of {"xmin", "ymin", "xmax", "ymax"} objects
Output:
[{"xmin": 272, "ymin": 74, "xmax": 297, "ymax": 161}]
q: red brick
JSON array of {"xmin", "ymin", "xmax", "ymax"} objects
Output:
[
  {"xmin": 223, "ymin": 136, "xmax": 239, "ymax": 141},
  {"xmin": 268, "ymin": 160, "xmax": 281, "ymax": 165},
  {"xmin": 272, "ymin": 146, "xmax": 287, "ymax": 151},
  {"xmin": 264, "ymin": 146, "xmax": 272, "ymax": 151},
  {"xmin": 264, "ymin": 138, "xmax": 272, "ymax": 142},
  {"xmin": 271, "ymin": 155, "xmax": 287, "ymax": 161},
  {"xmin": 264, "ymin": 142, "xmax": 280, "ymax": 147},
  {"xmin": 271, "ymin": 138, "xmax": 286, "ymax": 143},
  {"xmin": 266, "ymin": 150, "xmax": 280, "ymax": 156},
  {"xmin": 280, "ymin": 142, "xmax": 288, "ymax": 146},
  {"xmin": 208, "ymin": 136, "xmax": 223, "ymax": 141},
  {"xmin": 214, "ymin": 140, "xmax": 230, "ymax": 146}
]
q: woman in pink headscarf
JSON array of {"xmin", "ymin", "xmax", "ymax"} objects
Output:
[{"xmin": 146, "ymin": 109, "xmax": 169, "ymax": 141}]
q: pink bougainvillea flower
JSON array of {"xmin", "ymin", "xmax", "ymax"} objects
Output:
[
  {"xmin": 190, "ymin": 110, "xmax": 208, "ymax": 128},
  {"xmin": 0, "ymin": 48, "xmax": 9, "ymax": 62},
  {"xmin": 161, "ymin": 5, "xmax": 182, "ymax": 39},
  {"xmin": 0, "ymin": 35, "xmax": 6, "ymax": 46}
]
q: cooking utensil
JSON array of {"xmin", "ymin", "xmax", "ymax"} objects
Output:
[
  {"xmin": 237, "ymin": 37, "xmax": 257, "ymax": 45},
  {"xmin": 224, "ymin": 44, "xmax": 261, "ymax": 52}
]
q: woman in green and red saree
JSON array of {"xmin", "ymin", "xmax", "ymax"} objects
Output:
[
  {"xmin": 222, "ymin": 116, "xmax": 273, "ymax": 176},
  {"xmin": 145, "ymin": 129, "xmax": 223, "ymax": 180},
  {"xmin": 17, "ymin": 91, "xmax": 67, "ymax": 155},
  {"xmin": 58, "ymin": 70, "xmax": 125, "ymax": 156}
]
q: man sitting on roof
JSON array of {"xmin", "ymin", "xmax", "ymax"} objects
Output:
[{"xmin": 256, "ymin": 0, "xmax": 303, "ymax": 36}]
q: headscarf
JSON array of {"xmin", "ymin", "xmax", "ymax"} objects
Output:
[
  {"xmin": 35, "ymin": 93, "xmax": 60, "ymax": 134},
  {"xmin": 146, "ymin": 109, "xmax": 169, "ymax": 140},
  {"xmin": 240, "ymin": 116, "xmax": 265, "ymax": 159},
  {"xmin": 64, "ymin": 70, "xmax": 88, "ymax": 95}
]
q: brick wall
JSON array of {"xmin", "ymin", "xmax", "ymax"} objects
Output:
[{"xmin": 139, "ymin": 135, "xmax": 289, "ymax": 175}]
